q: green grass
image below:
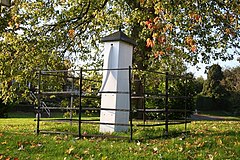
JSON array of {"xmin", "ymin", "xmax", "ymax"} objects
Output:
[{"xmin": 0, "ymin": 117, "xmax": 239, "ymax": 159}]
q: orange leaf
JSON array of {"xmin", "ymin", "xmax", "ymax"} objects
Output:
[
  {"xmin": 68, "ymin": 29, "xmax": 75, "ymax": 38},
  {"xmin": 152, "ymin": 33, "xmax": 158, "ymax": 38},
  {"xmin": 145, "ymin": 21, "xmax": 150, "ymax": 26},
  {"xmin": 154, "ymin": 52, "xmax": 159, "ymax": 58},
  {"xmin": 157, "ymin": 36, "xmax": 166, "ymax": 44},
  {"xmin": 166, "ymin": 45, "xmax": 172, "ymax": 51},
  {"xmin": 146, "ymin": 38, "xmax": 154, "ymax": 47},
  {"xmin": 147, "ymin": 23, "xmax": 153, "ymax": 29},
  {"xmin": 159, "ymin": 51, "xmax": 165, "ymax": 56},
  {"xmin": 225, "ymin": 28, "xmax": 231, "ymax": 34},
  {"xmin": 166, "ymin": 24, "xmax": 173, "ymax": 31},
  {"xmin": 140, "ymin": 0, "xmax": 144, "ymax": 4},
  {"xmin": 191, "ymin": 45, "xmax": 197, "ymax": 52},
  {"xmin": 153, "ymin": 17, "xmax": 159, "ymax": 23},
  {"xmin": 17, "ymin": 141, "xmax": 22, "ymax": 147}
]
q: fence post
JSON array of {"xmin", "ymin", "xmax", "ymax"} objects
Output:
[
  {"xmin": 36, "ymin": 70, "xmax": 41, "ymax": 135},
  {"xmin": 143, "ymin": 77, "xmax": 146, "ymax": 126},
  {"xmin": 129, "ymin": 66, "xmax": 133, "ymax": 141},
  {"xmin": 165, "ymin": 72, "xmax": 169, "ymax": 136},
  {"xmin": 184, "ymin": 77, "xmax": 188, "ymax": 132},
  {"xmin": 78, "ymin": 68, "xmax": 83, "ymax": 138}
]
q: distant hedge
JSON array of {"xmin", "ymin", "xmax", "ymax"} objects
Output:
[
  {"xmin": 0, "ymin": 100, "xmax": 8, "ymax": 118},
  {"xmin": 195, "ymin": 95, "xmax": 231, "ymax": 111}
]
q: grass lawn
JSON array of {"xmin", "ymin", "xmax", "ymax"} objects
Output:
[{"xmin": 0, "ymin": 115, "xmax": 239, "ymax": 159}]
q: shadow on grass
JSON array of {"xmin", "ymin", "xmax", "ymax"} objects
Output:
[
  {"xmin": 7, "ymin": 111, "xmax": 35, "ymax": 118},
  {"xmin": 191, "ymin": 129, "xmax": 240, "ymax": 138}
]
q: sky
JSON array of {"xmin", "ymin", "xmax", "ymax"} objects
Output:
[{"xmin": 188, "ymin": 57, "xmax": 239, "ymax": 79}]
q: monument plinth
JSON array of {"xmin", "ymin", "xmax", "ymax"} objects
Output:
[{"xmin": 99, "ymin": 30, "xmax": 136, "ymax": 133}]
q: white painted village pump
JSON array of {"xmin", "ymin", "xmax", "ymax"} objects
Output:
[{"xmin": 99, "ymin": 30, "xmax": 136, "ymax": 133}]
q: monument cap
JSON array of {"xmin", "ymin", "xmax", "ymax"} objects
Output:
[{"xmin": 101, "ymin": 30, "xmax": 137, "ymax": 46}]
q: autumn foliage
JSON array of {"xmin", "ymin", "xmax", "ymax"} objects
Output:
[{"xmin": 142, "ymin": 1, "xmax": 239, "ymax": 62}]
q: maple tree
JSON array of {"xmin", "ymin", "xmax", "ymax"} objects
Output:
[
  {"xmin": 104, "ymin": 0, "xmax": 239, "ymax": 116},
  {"xmin": 202, "ymin": 64, "xmax": 227, "ymax": 99},
  {"xmin": 0, "ymin": 0, "xmax": 239, "ymax": 103},
  {"xmin": 121, "ymin": 0, "xmax": 239, "ymax": 67}
]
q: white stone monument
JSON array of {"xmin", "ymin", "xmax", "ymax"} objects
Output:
[{"xmin": 99, "ymin": 30, "xmax": 136, "ymax": 133}]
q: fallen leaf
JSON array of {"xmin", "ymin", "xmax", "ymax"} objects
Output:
[
  {"xmin": 74, "ymin": 154, "xmax": 83, "ymax": 160},
  {"xmin": 153, "ymin": 147, "xmax": 158, "ymax": 154},
  {"xmin": 217, "ymin": 139, "xmax": 222, "ymax": 145},
  {"xmin": 179, "ymin": 146, "xmax": 183, "ymax": 152},
  {"xmin": 137, "ymin": 141, "xmax": 141, "ymax": 146},
  {"xmin": 208, "ymin": 154, "xmax": 214, "ymax": 160},
  {"xmin": 66, "ymin": 146, "xmax": 74, "ymax": 155},
  {"xmin": 197, "ymin": 141, "xmax": 205, "ymax": 148},
  {"xmin": 83, "ymin": 149, "xmax": 89, "ymax": 154},
  {"xmin": 37, "ymin": 143, "xmax": 42, "ymax": 147},
  {"xmin": 1, "ymin": 141, "xmax": 7, "ymax": 145},
  {"xmin": 18, "ymin": 145, "xmax": 24, "ymax": 151},
  {"xmin": 101, "ymin": 156, "xmax": 108, "ymax": 160},
  {"xmin": 17, "ymin": 142, "xmax": 22, "ymax": 147}
]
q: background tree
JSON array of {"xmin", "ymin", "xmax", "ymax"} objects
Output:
[
  {"xmin": 193, "ymin": 76, "xmax": 204, "ymax": 95},
  {"xmin": 0, "ymin": 0, "xmax": 108, "ymax": 103},
  {"xmin": 199, "ymin": 64, "xmax": 230, "ymax": 110},
  {"xmin": 222, "ymin": 67, "xmax": 240, "ymax": 93},
  {"xmin": 202, "ymin": 64, "xmax": 227, "ymax": 98},
  {"xmin": 221, "ymin": 66, "xmax": 240, "ymax": 114}
]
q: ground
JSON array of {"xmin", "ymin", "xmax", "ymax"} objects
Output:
[{"xmin": 190, "ymin": 113, "xmax": 239, "ymax": 121}]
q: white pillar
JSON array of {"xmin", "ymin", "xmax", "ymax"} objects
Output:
[{"xmin": 99, "ymin": 30, "xmax": 136, "ymax": 133}]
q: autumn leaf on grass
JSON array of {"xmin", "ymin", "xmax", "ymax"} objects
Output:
[
  {"xmin": 153, "ymin": 147, "xmax": 158, "ymax": 154},
  {"xmin": 178, "ymin": 146, "xmax": 183, "ymax": 152},
  {"xmin": 216, "ymin": 139, "xmax": 223, "ymax": 146},
  {"xmin": 18, "ymin": 145, "xmax": 24, "ymax": 151},
  {"xmin": 1, "ymin": 141, "xmax": 7, "ymax": 145},
  {"xmin": 17, "ymin": 141, "xmax": 22, "ymax": 147},
  {"xmin": 137, "ymin": 141, "xmax": 141, "ymax": 146},
  {"xmin": 66, "ymin": 146, "xmax": 75, "ymax": 155},
  {"xmin": 101, "ymin": 156, "xmax": 108, "ymax": 160},
  {"xmin": 83, "ymin": 149, "xmax": 89, "ymax": 154},
  {"xmin": 197, "ymin": 141, "xmax": 205, "ymax": 148},
  {"xmin": 0, "ymin": 155, "xmax": 18, "ymax": 160},
  {"xmin": 208, "ymin": 154, "xmax": 214, "ymax": 160},
  {"xmin": 74, "ymin": 154, "xmax": 83, "ymax": 160},
  {"xmin": 30, "ymin": 143, "xmax": 42, "ymax": 149}
]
